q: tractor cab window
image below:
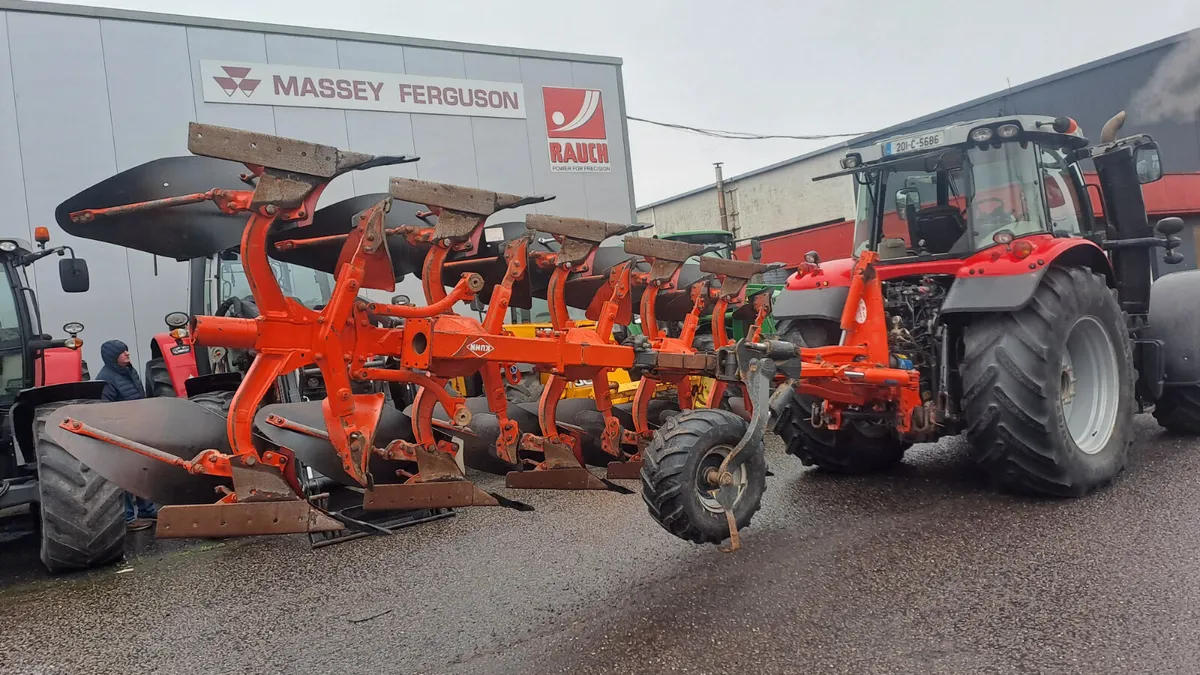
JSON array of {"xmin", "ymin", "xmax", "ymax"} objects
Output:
[
  {"xmin": 0, "ymin": 264, "xmax": 25, "ymax": 397},
  {"xmin": 1038, "ymin": 145, "xmax": 1087, "ymax": 236},
  {"xmin": 854, "ymin": 143, "xmax": 1050, "ymax": 260},
  {"xmin": 218, "ymin": 258, "xmax": 335, "ymax": 310}
]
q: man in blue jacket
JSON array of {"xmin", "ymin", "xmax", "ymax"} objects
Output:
[{"xmin": 95, "ymin": 339, "xmax": 157, "ymax": 531}]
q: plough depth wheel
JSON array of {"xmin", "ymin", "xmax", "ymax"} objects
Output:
[{"xmin": 640, "ymin": 408, "xmax": 766, "ymax": 545}]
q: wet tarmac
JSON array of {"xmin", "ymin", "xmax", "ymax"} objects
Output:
[{"xmin": 3, "ymin": 414, "xmax": 1200, "ymax": 674}]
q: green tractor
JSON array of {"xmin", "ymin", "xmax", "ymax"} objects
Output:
[{"xmin": 653, "ymin": 229, "xmax": 783, "ymax": 347}]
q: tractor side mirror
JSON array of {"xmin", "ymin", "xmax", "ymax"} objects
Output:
[
  {"xmin": 1135, "ymin": 143, "xmax": 1163, "ymax": 184},
  {"xmin": 896, "ymin": 188, "xmax": 921, "ymax": 221},
  {"xmin": 58, "ymin": 257, "xmax": 89, "ymax": 293},
  {"xmin": 1156, "ymin": 217, "xmax": 1184, "ymax": 236}
]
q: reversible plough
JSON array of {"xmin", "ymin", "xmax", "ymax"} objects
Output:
[{"xmin": 47, "ymin": 123, "xmax": 928, "ymax": 549}]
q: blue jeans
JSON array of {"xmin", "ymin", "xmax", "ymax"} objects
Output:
[{"xmin": 124, "ymin": 492, "xmax": 158, "ymax": 521}]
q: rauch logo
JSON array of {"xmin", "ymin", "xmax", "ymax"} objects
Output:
[
  {"xmin": 543, "ymin": 87, "xmax": 610, "ymax": 173},
  {"xmin": 212, "ymin": 66, "xmax": 261, "ymax": 98}
]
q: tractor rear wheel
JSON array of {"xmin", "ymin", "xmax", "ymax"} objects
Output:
[
  {"xmin": 773, "ymin": 320, "xmax": 910, "ymax": 473},
  {"xmin": 35, "ymin": 399, "xmax": 126, "ymax": 572},
  {"xmin": 145, "ymin": 357, "xmax": 175, "ymax": 398},
  {"xmin": 641, "ymin": 408, "xmax": 766, "ymax": 545},
  {"xmin": 961, "ymin": 266, "xmax": 1134, "ymax": 497},
  {"xmin": 1152, "ymin": 387, "xmax": 1200, "ymax": 434}
]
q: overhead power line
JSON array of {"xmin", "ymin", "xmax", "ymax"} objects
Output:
[{"xmin": 628, "ymin": 115, "xmax": 871, "ymax": 141}]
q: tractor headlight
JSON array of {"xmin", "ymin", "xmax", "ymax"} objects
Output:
[
  {"xmin": 62, "ymin": 321, "xmax": 84, "ymax": 335},
  {"xmin": 840, "ymin": 153, "xmax": 862, "ymax": 170},
  {"xmin": 969, "ymin": 127, "xmax": 994, "ymax": 143},
  {"xmin": 0, "ymin": 241, "xmax": 17, "ymax": 252},
  {"xmin": 997, "ymin": 124, "xmax": 1020, "ymax": 139}
]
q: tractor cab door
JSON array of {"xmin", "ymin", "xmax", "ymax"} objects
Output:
[{"xmin": 0, "ymin": 257, "xmax": 34, "ymax": 403}]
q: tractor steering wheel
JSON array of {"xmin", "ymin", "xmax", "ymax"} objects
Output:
[{"xmin": 973, "ymin": 197, "xmax": 1014, "ymax": 227}]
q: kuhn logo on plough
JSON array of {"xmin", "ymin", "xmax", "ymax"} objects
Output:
[
  {"xmin": 543, "ymin": 86, "xmax": 610, "ymax": 173},
  {"xmin": 463, "ymin": 338, "xmax": 495, "ymax": 357}
]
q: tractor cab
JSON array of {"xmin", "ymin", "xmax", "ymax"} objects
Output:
[
  {"xmin": 0, "ymin": 227, "xmax": 90, "ymax": 405},
  {"xmin": 813, "ymin": 115, "xmax": 1132, "ymax": 263}
]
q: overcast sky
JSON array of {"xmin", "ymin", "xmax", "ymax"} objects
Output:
[{"xmin": 36, "ymin": 0, "xmax": 1200, "ymax": 206}]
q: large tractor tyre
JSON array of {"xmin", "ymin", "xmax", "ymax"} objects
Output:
[
  {"xmin": 1153, "ymin": 388, "xmax": 1200, "ymax": 434},
  {"xmin": 641, "ymin": 408, "xmax": 767, "ymax": 545},
  {"xmin": 190, "ymin": 390, "xmax": 235, "ymax": 417},
  {"xmin": 145, "ymin": 357, "xmax": 176, "ymax": 398},
  {"xmin": 34, "ymin": 399, "xmax": 126, "ymax": 573},
  {"xmin": 505, "ymin": 373, "xmax": 544, "ymax": 404},
  {"xmin": 961, "ymin": 266, "xmax": 1135, "ymax": 497},
  {"xmin": 773, "ymin": 319, "xmax": 910, "ymax": 473}
]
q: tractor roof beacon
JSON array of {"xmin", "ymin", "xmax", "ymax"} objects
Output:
[
  {"xmin": 0, "ymin": 232, "xmax": 116, "ymax": 573},
  {"xmin": 763, "ymin": 111, "xmax": 1197, "ymax": 495}
]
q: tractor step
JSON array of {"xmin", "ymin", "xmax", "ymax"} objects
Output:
[
  {"xmin": 605, "ymin": 460, "xmax": 643, "ymax": 480},
  {"xmin": 362, "ymin": 481, "xmax": 500, "ymax": 510},
  {"xmin": 155, "ymin": 500, "xmax": 343, "ymax": 538}
]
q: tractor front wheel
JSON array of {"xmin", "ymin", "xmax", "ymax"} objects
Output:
[
  {"xmin": 640, "ymin": 408, "xmax": 766, "ymax": 545},
  {"xmin": 961, "ymin": 266, "xmax": 1134, "ymax": 497},
  {"xmin": 774, "ymin": 319, "xmax": 910, "ymax": 473},
  {"xmin": 1152, "ymin": 387, "xmax": 1200, "ymax": 434},
  {"xmin": 35, "ymin": 399, "xmax": 126, "ymax": 572},
  {"xmin": 145, "ymin": 357, "xmax": 176, "ymax": 398}
]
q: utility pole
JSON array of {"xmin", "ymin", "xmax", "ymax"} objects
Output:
[{"xmin": 713, "ymin": 162, "xmax": 730, "ymax": 232}]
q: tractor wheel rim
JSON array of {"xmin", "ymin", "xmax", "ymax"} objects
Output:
[
  {"xmin": 1060, "ymin": 315, "xmax": 1119, "ymax": 455},
  {"xmin": 697, "ymin": 444, "xmax": 746, "ymax": 514}
]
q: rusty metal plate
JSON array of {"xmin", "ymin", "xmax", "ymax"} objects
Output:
[
  {"xmin": 654, "ymin": 352, "xmax": 717, "ymax": 373},
  {"xmin": 623, "ymin": 236, "xmax": 707, "ymax": 262},
  {"xmin": 188, "ymin": 122, "xmax": 372, "ymax": 177},
  {"xmin": 505, "ymin": 467, "xmax": 609, "ymax": 490},
  {"xmin": 605, "ymin": 460, "xmax": 643, "ymax": 480},
  {"xmin": 526, "ymin": 215, "xmax": 630, "ymax": 243},
  {"xmin": 363, "ymin": 482, "xmax": 499, "ymax": 510},
  {"xmin": 390, "ymin": 177, "xmax": 518, "ymax": 215},
  {"xmin": 155, "ymin": 500, "xmax": 343, "ymax": 538},
  {"xmin": 698, "ymin": 256, "xmax": 776, "ymax": 279}
]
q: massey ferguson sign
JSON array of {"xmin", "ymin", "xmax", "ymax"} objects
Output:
[
  {"xmin": 200, "ymin": 60, "xmax": 526, "ymax": 119},
  {"xmin": 543, "ymin": 86, "xmax": 611, "ymax": 173}
]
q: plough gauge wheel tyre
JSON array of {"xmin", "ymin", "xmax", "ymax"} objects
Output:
[
  {"xmin": 640, "ymin": 408, "xmax": 766, "ymax": 545},
  {"xmin": 35, "ymin": 399, "xmax": 126, "ymax": 572},
  {"xmin": 962, "ymin": 267, "xmax": 1134, "ymax": 497},
  {"xmin": 775, "ymin": 320, "xmax": 909, "ymax": 473}
]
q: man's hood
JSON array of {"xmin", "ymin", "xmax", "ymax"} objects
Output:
[{"xmin": 100, "ymin": 339, "xmax": 128, "ymax": 368}]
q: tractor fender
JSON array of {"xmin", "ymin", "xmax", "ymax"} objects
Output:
[
  {"xmin": 149, "ymin": 332, "xmax": 198, "ymax": 397},
  {"xmin": 37, "ymin": 347, "xmax": 84, "ymax": 386},
  {"xmin": 1144, "ymin": 269, "xmax": 1200, "ymax": 392},
  {"xmin": 6, "ymin": 381, "xmax": 106, "ymax": 469},
  {"xmin": 941, "ymin": 239, "xmax": 1114, "ymax": 316},
  {"xmin": 772, "ymin": 286, "xmax": 849, "ymax": 325}
]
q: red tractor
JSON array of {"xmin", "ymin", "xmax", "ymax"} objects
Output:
[
  {"xmin": 638, "ymin": 111, "xmax": 1200, "ymax": 549},
  {"xmin": 0, "ymin": 228, "xmax": 105, "ymax": 572}
]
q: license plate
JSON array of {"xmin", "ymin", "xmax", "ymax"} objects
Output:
[{"xmin": 882, "ymin": 130, "xmax": 946, "ymax": 157}]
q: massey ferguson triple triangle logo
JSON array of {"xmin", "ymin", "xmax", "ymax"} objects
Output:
[
  {"xmin": 212, "ymin": 66, "xmax": 261, "ymax": 98},
  {"xmin": 543, "ymin": 86, "xmax": 611, "ymax": 173}
]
